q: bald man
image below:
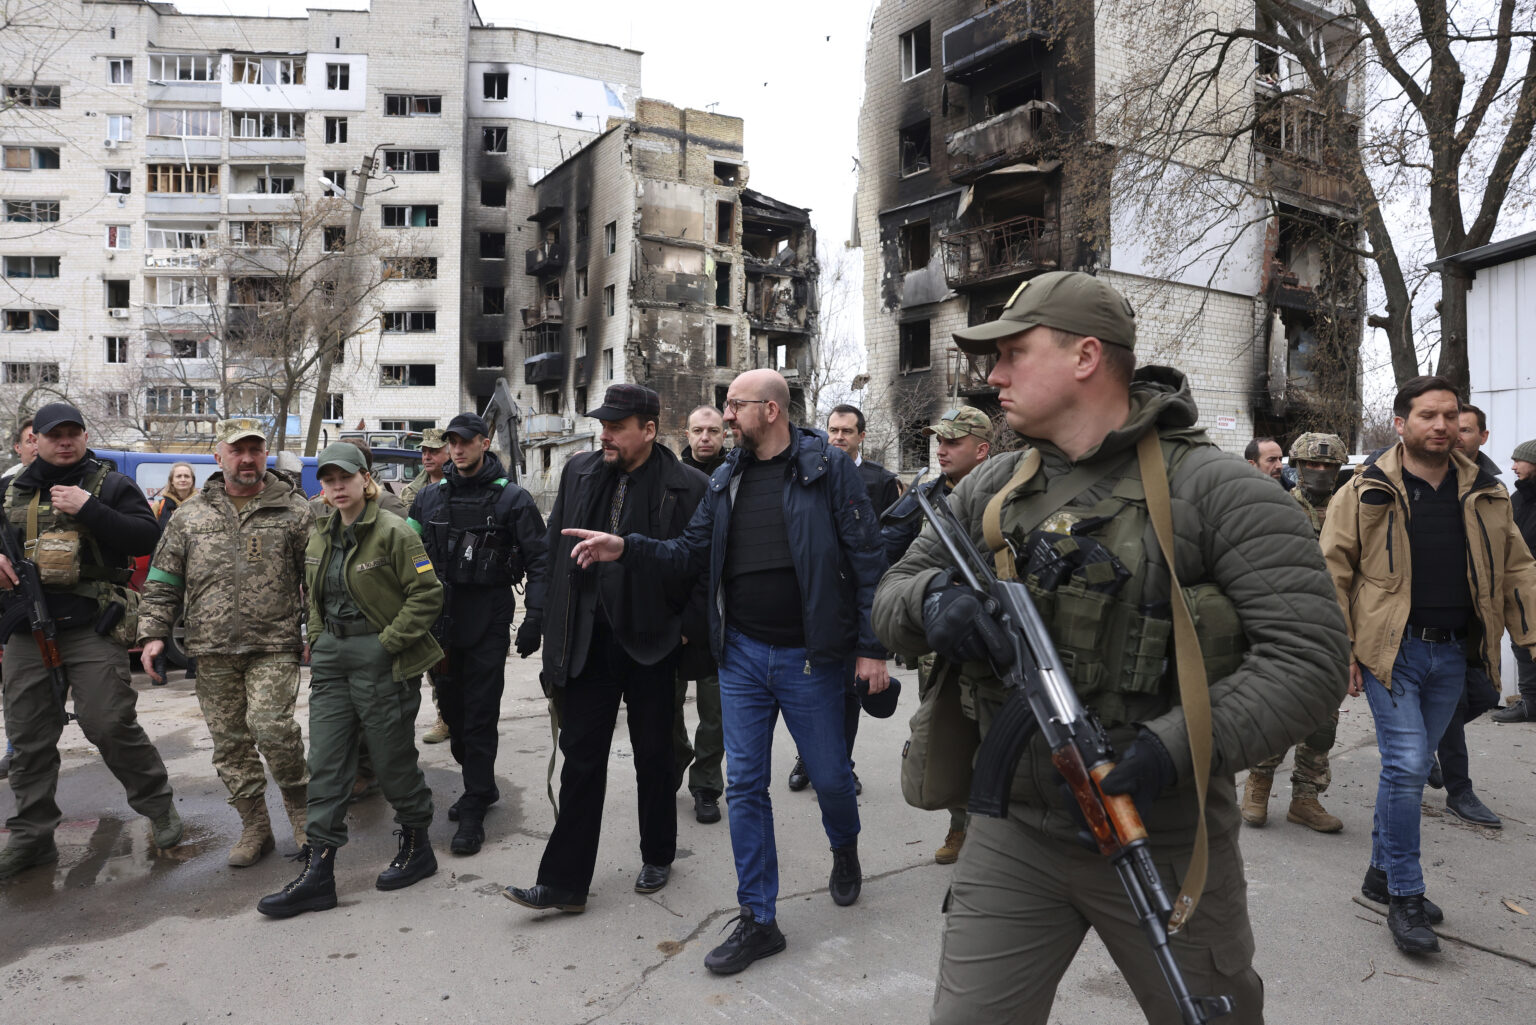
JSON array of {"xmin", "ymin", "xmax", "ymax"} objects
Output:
[{"xmin": 559, "ymin": 369, "xmax": 891, "ymax": 975}]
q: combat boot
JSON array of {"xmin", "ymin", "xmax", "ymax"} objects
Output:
[
  {"xmin": 1286, "ymin": 784, "xmax": 1343, "ymax": 833},
  {"xmin": 422, "ymin": 715, "xmax": 450, "ymax": 744},
  {"xmin": 279, "ymin": 784, "xmax": 308, "ymax": 848},
  {"xmin": 1387, "ymin": 895, "xmax": 1440, "ymax": 954},
  {"xmin": 0, "ymin": 838, "xmax": 59, "ymax": 881},
  {"xmin": 1240, "ymin": 772, "xmax": 1272, "ymax": 826},
  {"xmin": 256, "ymin": 843, "xmax": 338, "ymax": 918},
  {"xmin": 376, "ymin": 826, "xmax": 437, "ymax": 891},
  {"xmin": 228, "ymin": 796, "xmax": 276, "ymax": 867}
]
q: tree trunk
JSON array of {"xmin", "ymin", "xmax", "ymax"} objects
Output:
[{"xmin": 1434, "ymin": 268, "xmax": 1471, "ymax": 394}]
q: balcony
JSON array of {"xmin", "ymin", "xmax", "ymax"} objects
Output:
[
  {"xmin": 228, "ymin": 193, "xmax": 302, "ymax": 216},
  {"xmin": 146, "ymin": 138, "xmax": 221, "ymax": 160},
  {"xmin": 145, "ymin": 248, "xmax": 213, "ymax": 270},
  {"xmin": 1257, "ymin": 151, "xmax": 1355, "ymax": 209},
  {"xmin": 525, "ymin": 241, "xmax": 565, "ymax": 276},
  {"xmin": 948, "ymin": 347, "xmax": 998, "ymax": 397},
  {"xmin": 520, "ymin": 297, "xmax": 563, "ymax": 328},
  {"xmin": 942, "ymin": 0, "xmax": 1055, "ymax": 83},
  {"xmin": 147, "ymin": 80, "xmax": 221, "ymax": 104},
  {"xmin": 946, "ymin": 102, "xmax": 1058, "ymax": 183},
  {"xmin": 143, "ymin": 304, "xmax": 214, "ymax": 329},
  {"xmin": 145, "ymin": 194, "xmax": 221, "ymax": 215},
  {"xmin": 524, "ymin": 352, "xmax": 565, "ymax": 386},
  {"xmin": 525, "ymin": 413, "xmax": 575, "ymax": 438},
  {"xmin": 229, "ymin": 138, "xmax": 307, "ymax": 161},
  {"xmin": 941, "ymin": 214, "xmax": 1060, "ymax": 289}
]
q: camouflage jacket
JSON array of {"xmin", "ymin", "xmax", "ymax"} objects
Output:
[
  {"xmin": 398, "ymin": 474, "xmax": 441, "ymax": 509},
  {"xmin": 1290, "ymin": 486, "xmax": 1326, "ymax": 538},
  {"xmin": 139, "ymin": 470, "xmax": 314, "ymax": 655}
]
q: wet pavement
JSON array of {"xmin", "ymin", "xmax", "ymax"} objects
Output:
[{"xmin": 3, "ymin": 648, "xmax": 1536, "ymax": 1023}]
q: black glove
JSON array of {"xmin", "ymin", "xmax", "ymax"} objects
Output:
[
  {"xmin": 1096, "ymin": 728, "xmax": 1178, "ymax": 820},
  {"xmin": 921, "ymin": 578, "xmax": 1014, "ymax": 667},
  {"xmin": 515, "ymin": 618, "xmax": 542, "ymax": 659}
]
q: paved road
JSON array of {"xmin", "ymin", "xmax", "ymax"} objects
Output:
[{"xmin": 3, "ymin": 642, "xmax": 1534, "ymax": 1024}]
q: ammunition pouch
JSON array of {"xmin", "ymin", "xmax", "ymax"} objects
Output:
[
  {"xmin": 31, "ymin": 529, "xmax": 83, "ymax": 588},
  {"xmin": 428, "ymin": 520, "xmax": 524, "ymax": 587}
]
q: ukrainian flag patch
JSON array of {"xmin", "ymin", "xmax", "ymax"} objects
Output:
[{"xmin": 414, "ymin": 556, "xmax": 433, "ymax": 574}]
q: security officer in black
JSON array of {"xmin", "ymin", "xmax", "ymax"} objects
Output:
[{"xmin": 408, "ymin": 412, "xmax": 547, "ymax": 855}]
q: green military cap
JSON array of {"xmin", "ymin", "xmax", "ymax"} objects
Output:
[
  {"xmin": 216, "ymin": 418, "xmax": 267, "ymax": 445},
  {"xmin": 923, "ymin": 405, "xmax": 993, "ymax": 441},
  {"xmin": 316, "ymin": 442, "xmax": 368, "ymax": 476},
  {"xmin": 1513, "ymin": 439, "xmax": 1536, "ymax": 464},
  {"xmin": 951, "ymin": 270, "xmax": 1137, "ymax": 355},
  {"xmin": 419, "ymin": 427, "xmax": 448, "ymax": 450}
]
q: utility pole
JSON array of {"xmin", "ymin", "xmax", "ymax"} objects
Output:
[{"xmin": 302, "ymin": 148, "xmax": 380, "ymax": 457}]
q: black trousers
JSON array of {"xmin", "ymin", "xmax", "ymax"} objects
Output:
[
  {"xmin": 1437, "ymin": 667, "xmax": 1501, "ymax": 796},
  {"xmin": 437, "ymin": 625, "xmax": 510, "ymax": 818},
  {"xmin": 538, "ymin": 622, "xmax": 678, "ymax": 895}
]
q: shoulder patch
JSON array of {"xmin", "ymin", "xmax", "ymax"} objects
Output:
[{"xmin": 413, "ymin": 555, "xmax": 433, "ymax": 574}]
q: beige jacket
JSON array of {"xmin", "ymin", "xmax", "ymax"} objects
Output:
[{"xmin": 1320, "ymin": 443, "xmax": 1536, "ymax": 690}]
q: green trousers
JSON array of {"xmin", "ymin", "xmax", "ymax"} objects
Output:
[
  {"xmin": 2, "ymin": 627, "xmax": 174, "ymax": 846},
  {"xmin": 672, "ymin": 672, "xmax": 723, "ymax": 798},
  {"xmin": 932, "ymin": 813, "xmax": 1264, "ymax": 1024},
  {"xmin": 305, "ymin": 631, "xmax": 432, "ymax": 848}
]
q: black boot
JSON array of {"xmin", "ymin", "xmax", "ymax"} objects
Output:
[
  {"xmin": 376, "ymin": 827, "xmax": 437, "ymax": 891},
  {"xmin": 257, "ymin": 843, "xmax": 338, "ymax": 918},
  {"xmin": 1387, "ymin": 895, "xmax": 1440, "ymax": 954},
  {"xmin": 451, "ymin": 816, "xmax": 485, "ymax": 856},
  {"xmin": 829, "ymin": 843, "xmax": 861, "ymax": 906}
]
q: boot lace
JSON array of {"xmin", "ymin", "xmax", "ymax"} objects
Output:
[{"xmin": 388, "ymin": 829, "xmax": 414, "ymax": 869}]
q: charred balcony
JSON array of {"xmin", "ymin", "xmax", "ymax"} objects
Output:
[
  {"xmin": 522, "ymin": 323, "xmax": 564, "ymax": 385},
  {"xmin": 948, "ymin": 347, "xmax": 999, "ymax": 398},
  {"xmin": 942, "ymin": 0, "xmax": 1056, "ymax": 83},
  {"xmin": 946, "ymin": 102, "xmax": 1058, "ymax": 184},
  {"xmin": 521, "ymin": 297, "xmax": 563, "ymax": 328},
  {"xmin": 941, "ymin": 214, "xmax": 1060, "ymax": 289},
  {"xmin": 525, "ymin": 241, "xmax": 565, "ymax": 276}
]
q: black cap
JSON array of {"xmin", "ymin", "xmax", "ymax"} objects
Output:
[
  {"xmin": 33, "ymin": 402, "xmax": 86, "ymax": 435},
  {"xmin": 585, "ymin": 383, "xmax": 661, "ymax": 423},
  {"xmin": 857, "ymin": 677, "xmax": 901, "ymax": 719},
  {"xmin": 444, "ymin": 412, "xmax": 490, "ymax": 440}
]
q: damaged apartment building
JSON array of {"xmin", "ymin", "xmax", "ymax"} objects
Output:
[
  {"xmin": 502, "ymin": 99, "xmax": 818, "ymax": 506},
  {"xmin": 855, "ymin": 0, "xmax": 1364, "ymax": 470}
]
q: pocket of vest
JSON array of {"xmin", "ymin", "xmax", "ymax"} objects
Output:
[
  {"xmin": 1182, "ymin": 582, "xmax": 1247, "ymax": 681},
  {"xmin": 1122, "ymin": 610, "xmax": 1173, "ymax": 695},
  {"xmin": 33, "ymin": 529, "xmax": 83, "ymax": 588}
]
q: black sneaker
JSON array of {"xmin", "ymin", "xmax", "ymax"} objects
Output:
[
  {"xmin": 787, "ymin": 757, "xmax": 809, "ymax": 792},
  {"xmin": 1361, "ymin": 866, "xmax": 1443, "ymax": 923},
  {"xmin": 693, "ymin": 791, "xmax": 721, "ymax": 824},
  {"xmin": 1445, "ymin": 789, "xmax": 1502, "ymax": 828},
  {"xmin": 829, "ymin": 844, "xmax": 861, "ymax": 906},
  {"xmin": 1491, "ymin": 700, "xmax": 1530, "ymax": 724},
  {"xmin": 450, "ymin": 817, "xmax": 485, "ymax": 856},
  {"xmin": 1387, "ymin": 895, "xmax": 1440, "ymax": 954},
  {"xmin": 704, "ymin": 907, "xmax": 786, "ymax": 975}
]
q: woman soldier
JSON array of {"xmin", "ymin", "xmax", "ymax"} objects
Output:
[
  {"xmin": 154, "ymin": 461, "xmax": 198, "ymax": 528},
  {"xmin": 257, "ymin": 443, "xmax": 444, "ymax": 917}
]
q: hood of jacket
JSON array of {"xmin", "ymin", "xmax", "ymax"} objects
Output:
[
  {"xmin": 445, "ymin": 450, "xmax": 509, "ymax": 491},
  {"xmin": 203, "ymin": 468, "xmax": 303, "ymax": 509},
  {"xmin": 1019, "ymin": 365, "xmax": 1201, "ymax": 472}
]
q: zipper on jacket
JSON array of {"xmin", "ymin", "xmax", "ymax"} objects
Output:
[
  {"xmin": 1517, "ymin": 587, "xmax": 1529, "ymax": 636},
  {"xmin": 1385, "ymin": 509, "xmax": 1395, "ymax": 574}
]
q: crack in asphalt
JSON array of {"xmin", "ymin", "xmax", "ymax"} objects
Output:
[{"xmin": 578, "ymin": 858, "xmax": 939, "ymax": 1024}]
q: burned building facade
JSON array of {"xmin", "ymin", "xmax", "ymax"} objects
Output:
[
  {"xmin": 510, "ymin": 99, "xmax": 817, "ymax": 506},
  {"xmin": 856, "ymin": 0, "xmax": 1364, "ymax": 469}
]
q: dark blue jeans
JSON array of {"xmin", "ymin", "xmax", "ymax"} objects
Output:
[
  {"xmin": 1362, "ymin": 635, "xmax": 1466, "ymax": 896},
  {"xmin": 719, "ymin": 627, "xmax": 859, "ymax": 924}
]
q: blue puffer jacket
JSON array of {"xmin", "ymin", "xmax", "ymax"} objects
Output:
[{"xmin": 621, "ymin": 426, "xmax": 889, "ymax": 666}]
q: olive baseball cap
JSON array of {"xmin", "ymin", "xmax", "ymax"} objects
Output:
[
  {"xmin": 951, "ymin": 271, "xmax": 1137, "ymax": 355},
  {"xmin": 316, "ymin": 442, "xmax": 368, "ymax": 476},
  {"xmin": 216, "ymin": 418, "xmax": 267, "ymax": 445},
  {"xmin": 419, "ymin": 427, "xmax": 448, "ymax": 450},
  {"xmin": 924, "ymin": 406, "xmax": 993, "ymax": 442}
]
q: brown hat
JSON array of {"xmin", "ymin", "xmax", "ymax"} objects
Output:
[{"xmin": 951, "ymin": 271, "xmax": 1137, "ymax": 355}]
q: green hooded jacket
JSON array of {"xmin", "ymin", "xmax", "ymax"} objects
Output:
[{"xmin": 305, "ymin": 498, "xmax": 444, "ymax": 680}]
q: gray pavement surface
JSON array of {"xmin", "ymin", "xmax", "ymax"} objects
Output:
[{"xmin": 3, "ymin": 640, "xmax": 1535, "ymax": 1024}]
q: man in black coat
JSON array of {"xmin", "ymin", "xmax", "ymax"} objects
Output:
[
  {"xmin": 504, "ymin": 384, "xmax": 708, "ymax": 913},
  {"xmin": 408, "ymin": 412, "xmax": 548, "ymax": 856},
  {"xmin": 1494, "ymin": 438, "xmax": 1536, "ymax": 723}
]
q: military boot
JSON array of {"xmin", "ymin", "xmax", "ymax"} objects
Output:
[
  {"xmin": 256, "ymin": 843, "xmax": 338, "ymax": 918},
  {"xmin": 1240, "ymin": 772, "xmax": 1272, "ymax": 826},
  {"xmin": 422, "ymin": 715, "xmax": 450, "ymax": 744},
  {"xmin": 0, "ymin": 838, "xmax": 59, "ymax": 881},
  {"xmin": 376, "ymin": 826, "xmax": 437, "ymax": 891},
  {"xmin": 228, "ymin": 796, "xmax": 276, "ymax": 868},
  {"xmin": 279, "ymin": 784, "xmax": 308, "ymax": 848},
  {"xmin": 1286, "ymin": 783, "xmax": 1343, "ymax": 833}
]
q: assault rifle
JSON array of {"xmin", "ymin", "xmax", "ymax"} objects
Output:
[
  {"xmin": 887, "ymin": 471, "xmax": 1231, "ymax": 1025},
  {"xmin": 0, "ymin": 524, "xmax": 75, "ymax": 725}
]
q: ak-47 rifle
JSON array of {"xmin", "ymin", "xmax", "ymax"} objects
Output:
[
  {"xmin": 0, "ymin": 523, "xmax": 75, "ymax": 725},
  {"xmin": 887, "ymin": 471, "xmax": 1232, "ymax": 1025}
]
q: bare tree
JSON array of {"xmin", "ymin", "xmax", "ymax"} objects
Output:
[
  {"xmin": 1102, "ymin": 0, "xmax": 1536, "ymax": 393},
  {"xmin": 806, "ymin": 241, "xmax": 866, "ymax": 419}
]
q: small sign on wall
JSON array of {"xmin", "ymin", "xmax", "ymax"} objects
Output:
[{"xmin": 1215, "ymin": 415, "xmax": 1237, "ymax": 431}]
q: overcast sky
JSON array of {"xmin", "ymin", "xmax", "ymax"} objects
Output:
[{"xmin": 173, "ymin": 1, "xmax": 876, "ymax": 252}]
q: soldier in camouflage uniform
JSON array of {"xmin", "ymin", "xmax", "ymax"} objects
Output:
[
  {"xmin": 140, "ymin": 419, "xmax": 314, "ymax": 867},
  {"xmin": 1242, "ymin": 432, "xmax": 1349, "ymax": 832},
  {"xmin": 400, "ymin": 429, "xmax": 451, "ymax": 745}
]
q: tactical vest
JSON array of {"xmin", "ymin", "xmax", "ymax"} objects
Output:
[
  {"xmin": 3, "ymin": 460, "xmax": 134, "ymax": 600},
  {"xmin": 417, "ymin": 477, "xmax": 526, "ymax": 587},
  {"xmin": 1289, "ymin": 486, "xmax": 1325, "ymax": 537},
  {"xmin": 981, "ymin": 436, "xmax": 1248, "ymax": 727}
]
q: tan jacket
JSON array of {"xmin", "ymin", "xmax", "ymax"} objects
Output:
[{"xmin": 1320, "ymin": 443, "xmax": 1536, "ymax": 690}]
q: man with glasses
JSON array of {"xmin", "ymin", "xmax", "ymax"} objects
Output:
[
  {"xmin": 560, "ymin": 369, "xmax": 890, "ymax": 975},
  {"xmin": 882, "ymin": 405, "xmax": 992, "ymax": 865}
]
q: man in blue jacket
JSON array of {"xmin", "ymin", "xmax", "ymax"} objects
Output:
[{"xmin": 563, "ymin": 368, "xmax": 890, "ymax": 976}]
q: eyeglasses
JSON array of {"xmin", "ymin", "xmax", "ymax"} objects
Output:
[{"xmin": 724, "ymin": 398, "xmax": 770, "ymax": 413}]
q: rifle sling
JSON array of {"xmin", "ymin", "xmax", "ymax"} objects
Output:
[{"xmin": 1135, "ymin": 429, "xmax": 1211, "ymax": 933}]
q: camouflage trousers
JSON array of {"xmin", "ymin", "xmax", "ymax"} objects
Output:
[
  {"xmin": 1250, "ymin": 705, "xmax": 1339, "ymax": 792},
  {"xmin": 193, "ymin": 652, "xmax": 308, "ymax": 802}
]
